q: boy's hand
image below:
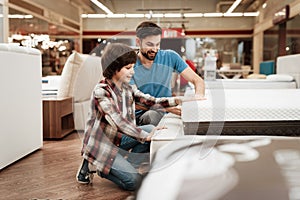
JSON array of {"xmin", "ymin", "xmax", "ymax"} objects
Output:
[
  {"xmin": 176, "ymin": 95, "xmax": 206, "ymax": 104},
  {"xmin": 165, "ymin": 106, "xmax": 181, "ymax": 116},
  {"xmin": 145, "ymin": 126, "xmax": 168, "ymax": 141}
]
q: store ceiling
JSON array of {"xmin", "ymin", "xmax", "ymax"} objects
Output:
[
  {"xmin": 9, "ymin": 7, "xmax": 77, "ymax": 36},
  {"xmin": 8, "ymin": 0, "xmax": 266, "ymax": 37},
  {"xmin": 70, "ymin": 0, "xmax": 266, "ymax": 14}
]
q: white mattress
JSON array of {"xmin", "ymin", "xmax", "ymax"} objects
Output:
[
  {"xmin": 182, "ymin": 89, "xmax": 300, "ymax": 122},
  {"xmin": 202, "ymin": 79, "xmax": 297, "ymax": 89}
]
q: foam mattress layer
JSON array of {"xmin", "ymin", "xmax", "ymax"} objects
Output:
[
  {"xmin": 182, "ymin": 89, "xmax": 300, "ymax": 122},
  {"xmin": 182, "ymin": 89, "xmax": 300, "ymax": 136},
  {"xmin": 204, "ymin": 79, "xmax": 296, "ymax": 89}
]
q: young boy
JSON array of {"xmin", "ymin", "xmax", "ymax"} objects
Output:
[{"xmin": 76, "ymin": 43, "xmax": 181, "ymax": 191}]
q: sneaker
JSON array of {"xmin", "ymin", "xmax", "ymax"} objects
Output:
[{"xmin": 76, "ymin": 159, "xmax": 95, "ymax": 184}]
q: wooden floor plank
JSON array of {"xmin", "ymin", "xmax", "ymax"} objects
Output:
[{"xmin": 0, "ymin": 132, "xmax": 132, "ymax": 199}]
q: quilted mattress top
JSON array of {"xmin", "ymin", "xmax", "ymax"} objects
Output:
[{"xmin": 182, "ymin": 89, "xmax": 300, "ymax": 122}]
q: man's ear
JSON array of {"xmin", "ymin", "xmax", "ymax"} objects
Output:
[{"xmin": 136, "ymin": 37, "xmax": 141, "ymax": 47}]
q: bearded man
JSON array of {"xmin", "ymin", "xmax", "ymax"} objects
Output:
[{"xmin": 130, "ymin": 21, "xmax": 205, "ymax": 126}]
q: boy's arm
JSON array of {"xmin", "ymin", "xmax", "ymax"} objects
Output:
[
  {"xmin": 94, "ymin": 86, "xmax": 149, "ymax": 143},
  {"xmin": 131, "ymin": 84, "xmax": 179, "ymax": 109}
]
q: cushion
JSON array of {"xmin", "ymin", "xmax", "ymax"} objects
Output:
[
  {"xmin": 57, "ymin": 52, "xmax": 83, "ymax": 99},
  {"xmin": 247, "ymin": 73, "xmax": 267, "ymax": 79},
  {"xmin": 266, "ymin": 74, "xmax": 294, "ymax": 82},
  {"xmin": 57, "ymin": 51, "xmax": 102, "ymax": 102}
]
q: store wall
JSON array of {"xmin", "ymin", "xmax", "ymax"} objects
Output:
[
  {"xmin": 261, "ymin": 0, "xmax": 297, "ymax": 20},
  {"xmin": 253, "ymin": 0, "xmax": 300, "ymax": 73},
  {"xmin": 25, "ymin": 0, "xmax": 80, "ymax": 23},
  {"xmin": 82, "ymin": 17, "xmax": 255, "ymax": 32},
  {"xmin": 6, "ymin": 0, "xmax": 300, "ymax": 74}
]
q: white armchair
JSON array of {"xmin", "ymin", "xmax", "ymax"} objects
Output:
[{"xmin": 57, "ymin": 51, "xmax": 103, "ymax": 131}]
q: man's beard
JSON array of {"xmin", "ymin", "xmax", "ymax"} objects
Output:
[{"xmin": 141, "ymin": 50, "xmax": 157, "ymax": 61}]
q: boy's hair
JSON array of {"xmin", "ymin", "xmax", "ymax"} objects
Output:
[
  {"xmin": 136, "ymin": 21, "xmax": 162, "ymax": 39},
  {"xmin": 101, "ymin": 43, "xmax": 137, "ymax": 79}
]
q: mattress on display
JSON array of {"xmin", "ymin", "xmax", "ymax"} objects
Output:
[
  {"xmin": 182, "ymin": 89, "xmax": 300, "ymax": 136},
  {"xmin": 204, "ymin": 78, "xmax": 297, "ymax": 89}
]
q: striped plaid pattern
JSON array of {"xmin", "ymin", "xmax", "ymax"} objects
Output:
[{"xmin": 81, "ymin": 79, "xmax": 177, "ymax": 175}]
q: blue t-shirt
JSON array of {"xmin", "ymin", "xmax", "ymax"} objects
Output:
[{"xmin": 130, "ymin": 49, "xmax": 188, "ymax": 98}]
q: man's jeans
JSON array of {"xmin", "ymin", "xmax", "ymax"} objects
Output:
[
  {"xmin": 100, "ymin": 124, "xmax": 154, "ymax": 191},
  {"xmin": 136, "ymin": 110, "xmax": 165, "ymax": 126}
]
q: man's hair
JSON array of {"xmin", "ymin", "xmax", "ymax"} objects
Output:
[
  {"xmin": 136, "ymin": 21, "xmax": 162, "ymax": 39},
  {"xmin": 101, "ymin": 43, "xmax": 137, "ymax": 79}
]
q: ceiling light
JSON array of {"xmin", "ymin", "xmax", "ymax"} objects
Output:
[
  {"xmin": 81, "ymin": 14, "xmax": 88, "ymax": 18},
  {"xmin": 136, "ymin": 8, "xmax": 192, "ymax": 12},
  {"xmin": 243, "ymin": 12, "xmax": 259, "ymax": 17},
  {"xmin": 5, "ymin": 14, "xmax": 33, "ymax": 19},
  {"xmin": 184, "ymin": 13, "xmax": 203, "ymax": 17},
  {"xmin": 226, "ymin": 0, "xmax": 242, "ymax": 13},
  {"xmin": 11, "ymin": 34, "xmax": 23, "ymax": 40},
  {"xmin": 164, "ymin": 13, "xmax": 182, "ymax": 18},
  {"xmin": 125, "ymin": 14, "xmax": 145, "ymax": 18},
  {"xmin": 144, "ymin": 13, "xmax": 164, "ymax": 18},
  {"xmin": 107, "ymin": 14, "xmax": 125, "ymax": 18},
  {"xmin": 90, "ymin": 0, "xmax": 113, "ymax": 15},
  {"xmin": 203, "ymin": 13, "xmax": 223, "ymax": 17},
  {"xmin": 153, "ymin": 13, "xmax": 164, "ymax": 18},
  {"xmin": 81, "ymin": 12, "xmax": 259, "ymax": 19},
  {"xmin": 81, "ymin": 14, "xmax": 106, "ymax": 18},
  {"xmin": 262, "ymin": 3, "xmax": 267, "ymax": 9},
  {"xmin": 223, "ymin": 12, "xmax": 243, "ymax": 17},
  {"xmin": 58, "ymin": 45, "xmax": 67, "ymax": 52}
]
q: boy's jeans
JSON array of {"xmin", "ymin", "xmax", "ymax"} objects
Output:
[{"xmin": 100, "ymin": 124, "xmax": 154, "ymax": 191}]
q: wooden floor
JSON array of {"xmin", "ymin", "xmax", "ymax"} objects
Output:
[{"xmin": 0, "ymin": 132, "xmax": 132, "ymax": 200}]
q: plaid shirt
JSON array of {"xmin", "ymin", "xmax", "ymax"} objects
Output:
[{"xmin": 81, "ymin": 79, "xmax": 177, "ymax": 175}]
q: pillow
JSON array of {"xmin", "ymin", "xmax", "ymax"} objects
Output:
[
  {"xmin": 57, "ymin": 52, "xmax": 84, "ymax": 99},
  {"xmin": 57, "ymin": 51, "xmax": 102, "ymax": 102},
  {"xmin": 247, "ymin": 73, "xmax": 267, "ymax": 79},
  {"xmin": 266, "ymin": 74, "xmax": 294, "ymax": 82}
]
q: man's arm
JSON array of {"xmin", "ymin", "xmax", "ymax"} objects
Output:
[{"xmin": 180, "ymin": 67, "xmax": 205, "ymax": 97}]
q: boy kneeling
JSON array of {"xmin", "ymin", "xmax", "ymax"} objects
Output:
[{"xmin": 77, "ymin": 43, "xmax": 181, "ymax": 191}]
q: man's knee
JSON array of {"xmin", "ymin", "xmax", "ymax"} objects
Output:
[{"xmin": 138, "ymin": 110, "xmax": 163, "ymax": 126}]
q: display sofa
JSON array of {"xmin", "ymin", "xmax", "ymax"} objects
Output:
[
  {"xmin": 57, "ymin": 51, "xmax": 103, "ymax": 131},
  {"xmin": 0, "ymin": 43, "xmax": 43, "ymax": 169}
]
